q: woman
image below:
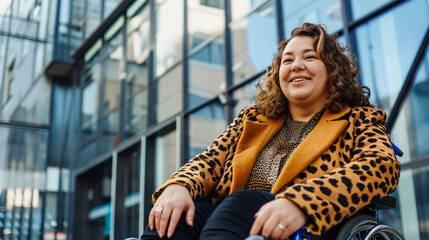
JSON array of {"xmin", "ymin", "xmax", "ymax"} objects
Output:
[{"xmin": 141, "ymin": 23, "xmax": 400, "ymax": 240}]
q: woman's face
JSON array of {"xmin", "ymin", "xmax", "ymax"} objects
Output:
[{"xmin": 278, "ymin": 36, "xmax": 329, "ymax": 109}]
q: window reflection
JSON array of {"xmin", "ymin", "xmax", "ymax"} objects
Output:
[
  {"xmin": 99, "ymin": 110, "xmax": 119, "ymax": 154},
  {"xmin": 155, "ymin": 130, "xmax": 177, "ymax": 189},
  {"xmin": 85, "ymin": 0, "xmax": 102, "ymax": 37},
  {"xmin": 155, "ymin": 0, "xmax": 184, "ymax": 77},
  {"xmin": 231, "ymin": 0, "xmax": 266, "ymax": 21},
  {"xmin": 115, "ymin": 148, "xmax": 140, "ymax": 238},
  {"xmin": 390, "ymin": 43, "xmax": 429, "ymax": 159},
  {"xmin": 413, "ymin": 166, "xmax": 429, "ymax": 239},
  {"xmin": 231, "ymin": 1, "xmax": 277, "ymax": 84},
  {"xmin": 188, "ymin": 0, "xmax": 224, "ymax": 51},
  {"xmin": 71, "ymin": 0, "xmax": 84, "ymax": 49},
  {"xmin": 81, "ymin": 64, "xmax": 100, "ymax": 142},
  {"xmin": 157, "ymin": 65, "xmax": 183, "ymax": 123},
  {"xmin": 355, "ymin": 0, "xmax": 429, "ymax": 112},
  {"xmin": 282, "ymin": 0, "xmax": 343, "ymax": 37},
  {"xmin": 75, "ymin": 160, "xmax": 112, "ymax": 240},
  {"xmin": 103, "ymin": 0, "xmax": 122, "ymax": 19},
  {"xmin": 102, "ymin": 34, "xmax": 122, "ymax": 115},
  {"xmin": 127, "ymin": 20, "xmax": 150, "ymax": 64},
  {"xmin": 124, "ymin": 90, "xmax": 148, "ymax": 137},
  {"xmin": 125, "ymin": 20, "xmax": 149, "ymax": 136},
  {"xmin": 233, "ymin": 78, "xmax": 259, "ymax": 116},
  {"xmin": 189, "ymin": 36, "xmax": 225, "ymax": 109},
  {"xmin": 350, "ymin": 0, "xmax": 393, "ymax": 20},
  {"xmin": 188, "ymin": 102, "xmax": 226, "ymax": 159},
  {"xmin": 0, "ymin": 126, "xmax": 48, "ymax": 240}
]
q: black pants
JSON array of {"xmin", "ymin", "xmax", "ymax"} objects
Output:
[{"xmin": 140, "ymin": 190, "xmax": 275, "ymax": 240}]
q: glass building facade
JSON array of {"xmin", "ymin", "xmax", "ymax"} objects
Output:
[{"xmin": 0, "ymin": 0, "xmax": 428, "ymax": 239}]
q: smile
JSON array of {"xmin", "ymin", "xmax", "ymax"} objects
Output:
[{"xmin": 291, "ymin": 77, "xmax": 311, "ymax": 82}]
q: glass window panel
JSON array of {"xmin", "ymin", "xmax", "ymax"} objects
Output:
[
  {"xmin": 350, "ymin": 0, "xmax": 393, "ymax": 21},
  {"xmin": 11, "ymin": 76, "xmax": 51, "ymax": 125},
  {"xmin": 355, "ymin": 0, "xmax": 429, "ymax": 112},
  {"xmin": 85, "ymin": 0, "xmax": 102, "ymax": 38},
  {"xmin": 83, "ymin": 160, "xmax": 112, "ymax": 240},
  {"xmin": 157, "ymin": 64, "xmax": 183, "ymax": 122},
  {"xmin": 127, "ymin": 0, "xmax": 148, "ymax": 20},
  {"xmin": 81, "ymin": 64, "xmax": 100, "ymax": 142},
  {"xmin": 124, "ymin": 90, "xmax": 148, "ymax": 137},
  {"xmin": 126, "ymin": 55, "xmax": 148, "ymax": 96},
  {"xmin": 102, "ymin": 46, "xmax": 122, "ymax": 115},
  {"xmin": 231, "ymin": 0, "xmax": 266, "ymax": 21},
  {"xmin": 231, "ymin": 1, "xmax": 277, "ymax": 84},
  {"xmin": 0, "ymin": 126, "xmax": 47, "ymax": 240},
  {"xmin": 127, "ymin": 21, "xmax": 150, "ymax": 65},
  {"xmin": 125, "ymin": 32, "xmax": 149, "ymax": 137},
  {"xmin": 127, "ymin": 2, "xmax": 150, "ymax": 35},
  {"xmin": 188, "ymin": 36, "xmax": 225, "ymax": 109},
  {"xmin": 412, "ymin": 165, "xmax": 429, "ymax": 239},
  {"xmin": 233, "ymin": 78, "xmax": 260, "ymax": 116},
  {"xmin": 282, "ymin": 0, "xmax": 343, "ymax": 38},
  {"xmin": 70, "ymin": 0, "xmax": 84, "ymax": 49},
  {"xmin": 103, "ymin": 0, "xmax": 121, "ymax": 19},
  {"xmin": 115, "ymin": 148, "xmax": 140, "ymax": 238},
  {"xmin": 98, "ymin": 110, "xmax": 119, "ymax": 154},
  {"xmin": 390, "ymin": 42, "xmax": 429, "ymax": 160},
  {"xmin": 154, "ymin": 130, "xmax": 177, "ymax": 189},
  {"xmin": 2, "ymin": 39, "xmax": 38, "ymax": 120},
  {"xmin": 188, "ymin": 102, "xmax": 226, "ymax": 159},
  {"xmin": 79, "ymin": 141, "xmax": 96, "ymax": 166},
  {"xmin": 188, "ymin": 0, "xmax": 225, "ymax": 51},
  {"xmin": 155, "ymin": 0, "xmax": 184, "ymax": 77}
]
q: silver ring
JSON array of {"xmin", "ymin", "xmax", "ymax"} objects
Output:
[
  {"xmin": 155, "ymin": 206, "xmax": 163, "ymax": 213},
  {"xmin": 277, "ymin": 223, "xmax": 287, "ymax": 231}
]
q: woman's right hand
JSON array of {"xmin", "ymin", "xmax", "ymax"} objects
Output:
[{"xmin": 148, "ymin": 184, "xmax": 195, "ymax": 238}]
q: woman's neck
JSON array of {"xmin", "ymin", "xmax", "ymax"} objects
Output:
[{"xmin": 288, "ymin": 103, "xmax": 327, "ymax": 122}]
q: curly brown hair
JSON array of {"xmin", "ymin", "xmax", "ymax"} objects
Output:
[{"xmin": 255, "ymin": 23, "xmax": 373, "ymax": 119}]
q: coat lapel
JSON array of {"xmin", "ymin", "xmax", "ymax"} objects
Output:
[
  {"xmin": 231, "ymin": 114, "xmax": 285, "ymax": 193},
  {"xmin": 271, "ymin": 107, "xmax": 351, "ymax": 193}
]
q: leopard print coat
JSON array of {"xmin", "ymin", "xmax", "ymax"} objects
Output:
[{"xmin": 153, "ymin": 105, "xmax": 400, "ymax": 236}]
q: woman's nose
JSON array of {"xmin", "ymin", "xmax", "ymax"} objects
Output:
[{"xmin": 291, "ymin": 58, "xmax": 305, "ymax": 71}]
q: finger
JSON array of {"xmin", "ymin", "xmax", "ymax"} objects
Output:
[
  {"xmin": 148, "ymin": 208, "xmax": 155, "ymax": 230},
  {"xmin": 186, "ymin": 204, "xmax": 195, "ymax": 227},
  {"xmin": 167, "ymin": 209, "xmax": 182, "ymax": 238},
  {"xmin": 158, "ymin": 207, "xmax": 172, "ymax": 238},
  {"xmin": 249, "ymin": 211, "xmax": 267, "ymax": 236},
  {"xmin": 279, "ymin": 225, "xmax": 291, "ymax": 240},
  {"xmin": 271, "ymin": 223, "xmax": 287, "ymax": 240},
  {"xmin": 154, "ymin": 207, "xmax": 163, "ymax": 233},
  {"xmin": 261, "ymin": 216, "xmax": 277, "ymax": 237}
]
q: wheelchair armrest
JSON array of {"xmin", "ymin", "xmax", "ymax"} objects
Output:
[{"xmin": 369, "ymin": 196, "xmax": 396, "ymax": 210}]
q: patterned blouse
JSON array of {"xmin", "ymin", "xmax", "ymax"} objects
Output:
[{"xmin": 245, "ymin": 108, "xmax": 326, "ymax": 192}]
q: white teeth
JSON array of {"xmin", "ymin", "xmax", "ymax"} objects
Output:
[{"xmin": 291, "ymin": 77, "xmax": 309, "ymax": 82}]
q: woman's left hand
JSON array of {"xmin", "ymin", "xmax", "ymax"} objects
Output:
[{"xmin": 249, "ymin": 198, "xmax": 307, "ymax": 240}]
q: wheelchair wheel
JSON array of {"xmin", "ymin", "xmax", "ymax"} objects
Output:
[{"xmin": 335, "ymin": 214, "xmax": 390, "ymax": 240}]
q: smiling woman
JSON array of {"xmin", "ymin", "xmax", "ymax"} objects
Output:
[{"xmin": 140, "ymin": 23, "xmax": 400, "ymax": 240}]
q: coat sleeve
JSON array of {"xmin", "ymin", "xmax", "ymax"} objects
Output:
[
  {"xmin": 276, "ymin": 108, "xmax": 401, "ymax": 235},
  {"xmin": 152, "ymin": 106, "xmax": 252, "ymax": 203}
]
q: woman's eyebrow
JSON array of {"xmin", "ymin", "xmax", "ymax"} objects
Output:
[{"xmin": 282, "ymin": 48, "xmax": 315, "ymax": 57}]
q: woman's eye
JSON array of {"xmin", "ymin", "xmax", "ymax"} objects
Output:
[
  {"xmin": 283, "ymin": 59, "xmax": 292, "ymax": 63},
  {"xmin": 306, "ymin": 55, "xmax": 316, "ymax": 59}
]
